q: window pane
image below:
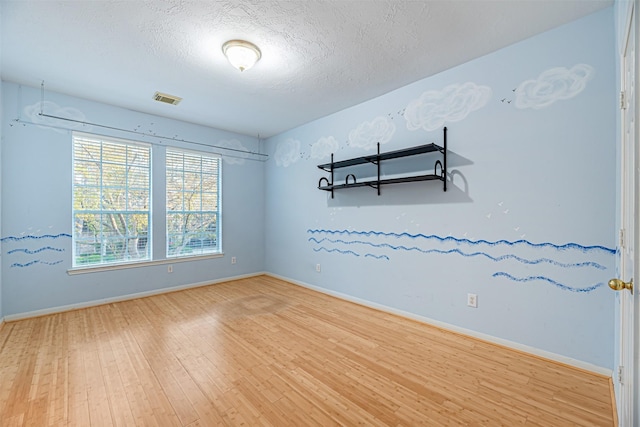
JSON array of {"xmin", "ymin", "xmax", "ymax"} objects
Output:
[
  {"xmin": 128, "ymin": 145, "xmax": 150, "ymax": 166},
  {"xmin": 202, "ymin": 173, "xmax": 217, "ymax": 191},
  {"xmin": 103, "ymin": 164, "xmax": 126, "ymax": 187},
  {"xmin": 73, "ymin": 187, "xmax": 100, "ymax": 210},
  {"xmin": 128, "ymin": 190, "xmax": 149, "ymax": 210},
  {"xmin": 166, "ymin": 174, "xmax": 183, "ymax": 192},
  {"xmin": 184, "ymin": 191, "xmax": 201, "ymax": 211},
  {"xmin": 103, "ymin": 142, "xmax": 126, "ymax": 164},
  {"xmin": 74, "ymin": 161, "xmax": 101, "ymax": 186},
  {"xmin": 74, "ymin": 213, "xmax": 99, "ymax": 236},
  {"xmin": 185, "ymin": 213, "xmax": 203, "ymax": 233},
  {"xmin": 166, "ymin": 190, "xmax": 183, "ymax": 211},
  {"xmin": 202, "ymin": 192, "xmax": 218, "ymax": 211},
  {"xmin": 74, "ymin": 140, "xmax": 101, "ymax": 162},
  {"xmin": 183, "ymin": 172, "xmax": 201, "ymax": 191},
  {"xmin": 183, "ymin": 156, "xmax": 201, "ymax": 172},
  {"xmin": 129, "ymin": 166, "xmax": 149, "ymax": 189},
  {"xmin": 102, "ymin": 188, "xmax": 126, "ymax": 210},
  {"xmin": 202, "ymin": 156, "xmax": 218, "ymax": 172},
  {"xmin": 167, "ymin": 213, "xmax": 186, "ymax": 256}
]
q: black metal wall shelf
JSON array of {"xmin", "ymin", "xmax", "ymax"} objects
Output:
[{"xmin": 317, "ymin": 127, "xmax": 447, "ymax": 198}]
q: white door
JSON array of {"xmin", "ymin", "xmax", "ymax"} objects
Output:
[{"xmin": 614, "ymin": 3, "xmax": 637, "ymax": 425}]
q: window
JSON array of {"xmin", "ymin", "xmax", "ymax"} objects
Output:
[
  {"xmin": 72, "ymin": 134, "xmax": 151, "ymax": 266},
  {"xmin": 166, "ymin": 149, "xmax": 221, "ymax": 257},
  {"xmin": 71, "ymin": 134, "xmax": 221, "ymax": 270}
]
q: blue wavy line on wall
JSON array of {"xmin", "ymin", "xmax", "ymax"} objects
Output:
[
  {"xmin": 308, "ymin": 237, "xmax": 606, "ymax": 270},
  {"xmin": 11, "ymin": 260, "xmax": 64, "ymax": 268},
  {"xmin": 364, "ymin": 254, "xmax": 390, "ymax": 260},
  {"xmin": 313, "ymin": 246, "xmax": 389, "ymax": 260},
  {"xmin": 1, "ymin": 233, "xmax": 72, "ymax": 242},
  {"xmin": 7, "ymin": 247, "xmax": 65, "ymax": 255},
  {"xmin": 307, "ymin": 229, "xmax": 615, "ymax": 255},
  {"xmin": 313, "ymin": 247, "xmax": 360, "ymax": 257},
  {"xmin": 492, "ymin": 272, "xmax": 605, "ymax": 293}
]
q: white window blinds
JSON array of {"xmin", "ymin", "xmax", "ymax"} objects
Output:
[
  {"xmin": 72, "ymin": 134, "xmax": 151, "ymax": 266},
  {"xmin": 166, "ymin": 149, "xmax": 221, "ymax": 257}
]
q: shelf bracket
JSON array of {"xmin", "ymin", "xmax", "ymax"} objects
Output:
[
  {"xmin": 443, "ymin": 127, "xmax": 447, "ymax": 192},
  {"xmin": 376, "ymin": 142, "xmax": 381, "ymax": 196},
  {"xmin": 329, "ymin": 153, "xmax": 334, "ymax": 198}
]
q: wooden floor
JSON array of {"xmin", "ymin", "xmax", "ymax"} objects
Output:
[{"xmin": 0, "ymin": 275, "xmax": 615, "ymax": 426}]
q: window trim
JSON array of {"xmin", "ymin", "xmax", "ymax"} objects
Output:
[
  {"xmin": 70, "ymin": 133, "xmax": 224, "ymax": 272},
  {"xmin": 71, "ymin": 132, "xmax": 152, "ymax": 268},
  {"xmin": 166, "ymin": 147, "xmax": 222, "ymax": 259}
]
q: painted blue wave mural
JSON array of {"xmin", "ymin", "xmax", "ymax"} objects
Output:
[
  {"xmin": 492, "ymin": 272, "xmax": 604, "ymax": 293},
  {"xmin": 307, "ymin": 229, "xmax": 615, "ymax": 254},
  {"xmin": 364, "ymin": 254, "xmax": 390, "ymax": 260},
  {"xmin": 11, "ymin": 260, "xmax": 64, "ymax": 268},
  {"xmin": 307, "ymin": 229, "xmax": 614, "ymax": 293},
  {"xmin": 3, "ymin": 232, "xmax": 70, "ymax": 268},
  {"xmin": 7, "ymin": 246, "xmax": 65, "ymax": 255},
  {"xmin": 1, "ymin": 233, "xmax": 71, "ymax": 242},
  {"xmin": 309, "ymin": 237, "xmax": 606, "ymax": 270},
  {"xmin": 313, "ymin": 247, "xmax": 360, "ymax": 257}
]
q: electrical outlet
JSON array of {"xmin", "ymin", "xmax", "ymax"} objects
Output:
[
  {"xmin": 467, "ymin": 293, "xmax": 477, "ymax": 308},
  {"xmin": 168, "ymin": 265, "xmax": 173, "ymax": 273},
  {"xmin": 231, "ymin": 257, "xmax": 237, "ymax": 264},
  {"xmin": 315, "ymin": 264, "xmax": 321, "ymax": 272}
]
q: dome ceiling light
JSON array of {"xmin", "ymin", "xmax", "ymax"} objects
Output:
[{"xmin": 222, "ymin": 40, "xmax": 262, "ymax": 72}]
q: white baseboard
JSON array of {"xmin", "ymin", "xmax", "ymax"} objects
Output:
[
  {"xmin": 3, "ymin": 272, "xmax": 266, "ymax": 322},
  {"xmin": 266, "ymin": 273, "xmax": 612, "ymax": 378}
]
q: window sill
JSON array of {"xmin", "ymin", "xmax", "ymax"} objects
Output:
[{"xmin": 67, "ymin": 253, "xmax": 224, "ymax": 275}]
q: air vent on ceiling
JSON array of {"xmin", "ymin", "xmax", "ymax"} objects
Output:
[{"xmin": 153, "ymin": 91, "xmax": 182, "ymax": 105}]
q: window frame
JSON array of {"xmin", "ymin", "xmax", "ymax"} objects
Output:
[
  {"xmin": 165, "ymin": 147, "xmax": 222, "ymax": 259},
  {"xmin": 71, "ymin": 132, "xmax": 152, "ymax": 268}
]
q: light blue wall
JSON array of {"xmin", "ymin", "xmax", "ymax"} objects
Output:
[
  {"xmin": 0, "ymin": 2, "xmax": 4, "ymax": 320},
  {"xmin": 265, "ymin": 9, "xmax": 616, "ymax": 369},
  {"xmin": 0, "ymin": 6, "xmax": 4, "ymax": 321},
  {"xmin": 1, "ymin": 82, "xmax": 265, "ymax": 316}
]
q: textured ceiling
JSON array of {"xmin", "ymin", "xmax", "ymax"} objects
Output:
[{"xmin": 1, "ymin": 0, "xmax": 612, "ymax": 138}]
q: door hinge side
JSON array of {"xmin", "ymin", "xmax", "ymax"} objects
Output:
[
  {"xmin": 620, "ymin": 228, "xmax": 625, "ymax": 250},
  {"xmin": 618, "ymin": 365, "xmax": 624, "ymax": 384},
  {"xmin": 620, "ymin": 91, "xmax": 627, "ymax": 109}
]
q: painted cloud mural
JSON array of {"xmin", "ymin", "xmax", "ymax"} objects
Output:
[
  {"xmin": 274, "ymin": 138, "xmax": 301, "ymax": 167},
  {"xmin": 311, "ymin": 136, "xmax": 339, "ymax": 159},
  {"xmin": 217, "ymin": 138, "xmax": 249, "ymax": 165},
  {"xmin": 515, "ymin": 64, "xmax": 594, "ymax": 109},
  {"xmin": 348, "ymin": 116, "xmax": 396, "ymax": 150},
  {"xmin": 404, "ymin": 82, "xmax": 492, "ymax": 131},
  {"xmin": 23, "ymin": 101, "xmax": 87, "ymax": 133}
]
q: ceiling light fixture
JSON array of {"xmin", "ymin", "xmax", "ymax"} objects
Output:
[{"xmin": 222, "ymin": 40, "xmax": 261, "ymax": 72}]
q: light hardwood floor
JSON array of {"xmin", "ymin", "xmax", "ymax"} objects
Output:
[{"xmin": 0, "ymin": 275, "xmax": 615, "ymax": 426}]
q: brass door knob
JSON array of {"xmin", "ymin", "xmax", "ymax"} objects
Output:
[{"xmin": 608, "ymin": 278, "xmax": 633, "ymax": 293}]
